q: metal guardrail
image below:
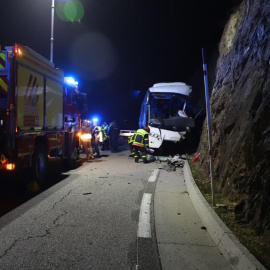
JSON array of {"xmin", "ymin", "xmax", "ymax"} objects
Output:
[{"xmin": 119, "ymin": 130, "xmax": 136, "ymax": 137}]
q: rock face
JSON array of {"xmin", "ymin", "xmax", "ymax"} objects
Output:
[{"xmin": 198, "ymin": 0, "xmax": 270, "ymax": 239}]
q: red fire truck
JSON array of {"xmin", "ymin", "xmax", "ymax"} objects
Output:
[{"xmin": 0, "ymin": 44, "xmax": 87, "ymax": 188}]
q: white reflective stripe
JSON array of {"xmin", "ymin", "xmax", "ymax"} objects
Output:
[
  {"xmin": 138, "ymin": 193, "xmax": 152, "ymax": 238},
  {"xmin": 148, "ymin": 169, "xmax": 160, "ymax": 183},
  {"xmin": 81, "ymin": 133, "xmax": 92, "ymax": 141}
]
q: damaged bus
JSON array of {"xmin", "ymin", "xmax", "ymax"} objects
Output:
[{"xmin": 139, "ymin": 82, "xmax": 195, "ymax": 150}]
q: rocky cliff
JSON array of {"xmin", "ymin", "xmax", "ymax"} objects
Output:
[{"xmin": 198, "ymin": 0, "xmax": 270, "ymax": 240}]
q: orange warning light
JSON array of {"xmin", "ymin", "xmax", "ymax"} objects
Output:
[{"xmin": 4, "ymin": 163, "xmax": 15, "ymax": 170}]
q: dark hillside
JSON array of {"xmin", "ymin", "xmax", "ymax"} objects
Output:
[{"xmin": 198, "ymin": 0, "xmax": 270, "ymax": 242}]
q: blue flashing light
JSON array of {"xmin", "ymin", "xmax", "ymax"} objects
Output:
[
  {"xmin": 132, "ymin": 90, "xmax": 141, "ymax": 98},
  {"xmin": 64, "ymin": 77, "xmax": 78, "ymax": 86},
  {"xmin": 93, "ymin": 118, "xmax": 98, "ymax": 123}
]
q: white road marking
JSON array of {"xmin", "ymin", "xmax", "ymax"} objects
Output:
[
  {"xmin": 138, "ymin": 193, "xmax": 152, "ymax": 238},
  {"xmin": 148, "ymin": 169, "xmax": 160, "ymax": 183}
]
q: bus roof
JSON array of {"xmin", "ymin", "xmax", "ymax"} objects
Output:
[{"xmin": 149, "ymin": 82, "xmax": 192, "ymax": 96}]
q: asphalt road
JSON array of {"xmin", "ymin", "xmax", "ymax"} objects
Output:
[{"xmin": 0, "ymin": 148, "xmax": 161, "ymax": 270}]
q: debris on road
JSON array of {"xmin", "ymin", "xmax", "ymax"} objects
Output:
[
  {"xmin": 146, "ymin": 155, "xmax": 156, "ymax": 162},
  {"xmin": 155, "ymin": 155, "xmax": 185, "ymax": 168},
  {"xmin": 216, "ymin": 204, "xmax": 228, "ymax": 210},
  {"xmin": 83, "ymin": 192, "xmax": 92, "ymax": 195}
]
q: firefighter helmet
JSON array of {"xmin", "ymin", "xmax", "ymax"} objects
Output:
[{"xmin": 144, "ymin": 126, "xmax": 150, "ymax": 132}]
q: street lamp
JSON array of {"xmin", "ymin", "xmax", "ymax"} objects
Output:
[{"xmin": 50, "ymin": 0, "xmax": 55, "ymax": 63}]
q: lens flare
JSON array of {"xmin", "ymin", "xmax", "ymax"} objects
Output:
[
  {"xmin": 69, "ymin": 32, "xmax": 118, "ymax": 81},
  {"xmin": 56, "ymin": 0, "xmax": 84, "ymax": 22}
]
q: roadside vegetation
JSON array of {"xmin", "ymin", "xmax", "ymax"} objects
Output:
[{"xmin": 189, "ymin": 160, "xmax": 270, "ymax": 269}]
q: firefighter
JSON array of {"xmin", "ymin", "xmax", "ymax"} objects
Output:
[
  {"xmin": 128, "ymin": 133, "xmax": 135, "ymax": 157},
  {"xmin": 101, "ymin": 122, "xmax": 109, "ymax": 150},
  {"xmin": 109, "ymin": 121, "xmax": 120, "ymax": 152},
  {"xmin": 81, "ymin": 120, "xmax": 94, "ymax": 159},
  {"xmin": 132, "ymin": 126, "xmax": 150, "ymax": 163},
  {"xmin": 92, "ymin": 122, "xmax": 102, "ymax": 158},
  {"xmin": 107, "ymin": 121, "xmax": 113, "ymax": 149}
]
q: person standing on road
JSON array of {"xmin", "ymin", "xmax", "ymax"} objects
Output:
[
  {"xmin": 92, "ymin": 121, "xmax": 102, "ymax": 158},
  {"xmin": 81, "ymin": 120, "xmax": 94, "ymax": 159},
  {"xmin": 107, "ymin": 121, "xmax": 113, "ymax": 150},
  {"xmin": 132, "ymin": 126, "xmax": 150, "ymax": 163},
  {"xmin": 101, "ymin": 122, "xmax": 109, "ymax": 150},
  {"xmin": 109, "ymin": 121, "xmax": 120, "ymax": 152}
]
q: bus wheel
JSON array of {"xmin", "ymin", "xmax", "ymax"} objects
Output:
[{"xmin": 32, "ymin": 144, "xmax": 48, "ymax": 189}]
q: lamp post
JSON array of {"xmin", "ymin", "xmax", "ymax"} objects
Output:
[{"xmin": 50, "ymin": 0, "xmax": 55, "ymax": 63}]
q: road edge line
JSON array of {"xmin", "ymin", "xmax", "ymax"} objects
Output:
[{"xmin": 138, "ymin": 193, "xmax": 152, "ymax": 238}]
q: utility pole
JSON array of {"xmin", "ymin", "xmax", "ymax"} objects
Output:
[{"xmin": 202, "ymin": 48, "xmax": 215, "ymax": 207}]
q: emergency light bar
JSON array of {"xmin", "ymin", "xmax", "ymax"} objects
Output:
[
  {"xmin": 14, "ymin": 45, "xmax": 19, "ymax": 55},
  {"xmin": 64, "ymin": 77, "xmax": 78, "ymax": 87}
]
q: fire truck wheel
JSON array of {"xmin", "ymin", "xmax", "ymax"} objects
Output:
[
  {"xmin": 70, "ymin": 145, "xmax": 79, "ymax": 162},
  {"xmin": 32, "ymin": 144, "xmax": 48, "ymax": 188},
  {"xmin": 65, "ymin": 141, "xmax": 79, "ymax": 169}
]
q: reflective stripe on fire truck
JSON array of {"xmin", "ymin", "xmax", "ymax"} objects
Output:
[
  {"xmin": 0, "ymin": 76, "xmax": 8, "ymax": 94},
  {"xmin": 0, "ymin": 52, "xmax": 6, "ymax": 69},
  {"xmin": 0, "ymin": 154, "xmax": 8, "ymax": 164},
  {"xmin": 17, "ymin": 152, "xmax": 32, "ymax": 157},
  {"xmin": 0, "ymin": 52, "xmax": 8, "ymax": 95}
]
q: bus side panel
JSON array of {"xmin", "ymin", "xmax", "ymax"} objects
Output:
[
  {"xmin": 17, "ymin": 65, "xmax": 44, "ymax": 130},
  {"xmin": 46, "ymin": 79, "xmax": 63, "ymax": 129}
]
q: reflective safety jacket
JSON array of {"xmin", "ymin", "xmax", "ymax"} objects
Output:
[
  {"xmin": 81, "ymin": 125, "xmax": 92, "ymax": 142},
  {"xmin": 101, "ymin": 126, "xmax": 108, "ymax": 140},
  {"xmin": 128, "ymin": 134, "xmax": 135, "ymax": 145},
  {"xmin": 132, "ymin": 129, "xmax": 149, "ymax": 148},
  {"xmin": 81, "ymin": 125, "xmax": 92, "ymax": 134},
  {"xmin": 93, "ymin": 126, "xmax": 103, "ymax": 142}
]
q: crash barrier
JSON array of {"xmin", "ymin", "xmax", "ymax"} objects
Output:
[{"xmin": 119, "ymin": 130, "xmax": 136, "ymax": 137}]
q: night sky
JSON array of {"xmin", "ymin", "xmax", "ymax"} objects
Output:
[{"xmin": 1, "ymin": 0, "xmax": 238, "ymax": 128}]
